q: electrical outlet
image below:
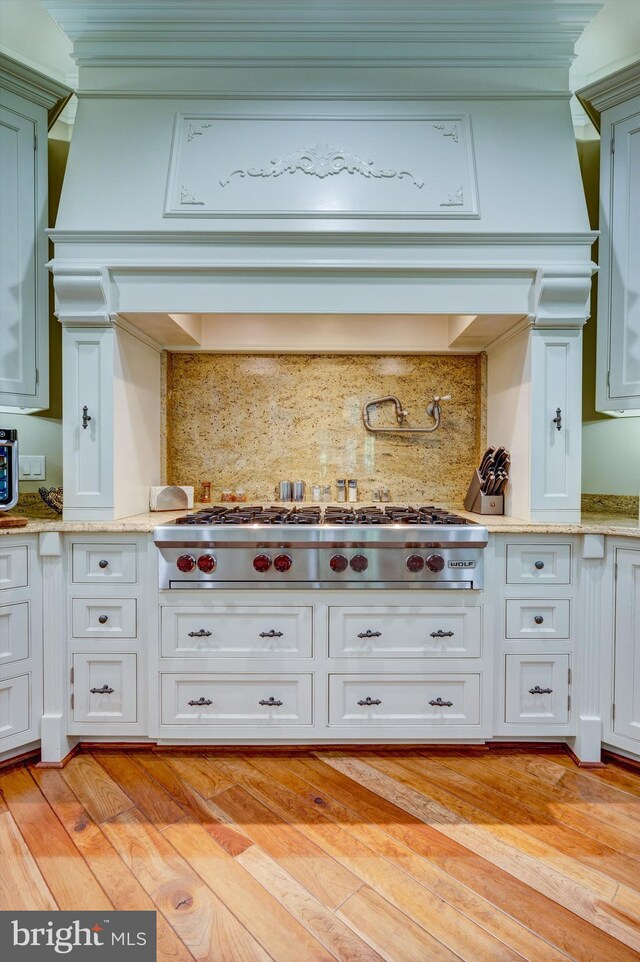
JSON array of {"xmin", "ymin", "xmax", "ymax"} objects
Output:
[{"xmin": 18, "ymin": 455, "xmax": 46, "ymax": 481}]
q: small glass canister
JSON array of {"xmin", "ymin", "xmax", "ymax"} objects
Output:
[
  {"xmin": 311, "ymin": 483, "xmax": 322, "ymax": 502},
  {"xmin": 201, "ymin": 481, "xmax": 212, "ymax": 503},
  {"xmin": 322, "ymin": 484, "xmax": 332, "ymax": 502},
  {"xmin": 336, "ymin": 479, "xmax": 347, "ymax": 503},
  {"xmin": 348, "ymin": 479, "xmax": 358, "ymax": 503}
]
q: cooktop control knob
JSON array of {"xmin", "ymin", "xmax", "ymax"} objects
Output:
[
  {"xmin": 253, "ymin": 554, "xmax": 272, "ymax": 573},
  {"xmin": 426, "ymin": 553, "xmax": 445, "ymax": 573},
  {"xmin": 330, "ymin": 554, "xmax": 349, "ymax": 572},
  {"xmin": 197, "ymin": 554, "xmax": 216, "ymax": 573},
  {"xmin": 274, "ymin": 553, "xmax": 292, "ymax": 573},
  {"xmin": 176, "ymin": 554, "xmax": 196, "ymax": 573},
  {"xmin": 406, "ymin": 554, "xmax": 425, "ymax": 572},
  {"xmin": 350, "ymin": 554, "xmax": 369, "ymax": 572}
]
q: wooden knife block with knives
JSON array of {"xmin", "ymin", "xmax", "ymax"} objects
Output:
[{"xmin": 464, "ymin": 446, "xmax": 510, "ymax": 515}]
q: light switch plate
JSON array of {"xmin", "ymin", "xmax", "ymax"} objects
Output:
[{"xmin": 19, "ymin": 455, "xmax": 46, "ymax": 480}]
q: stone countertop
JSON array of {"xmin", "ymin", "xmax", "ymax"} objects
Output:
[{"xmin": 2, "ymin": 505, "xmax": 639, "ymax": 538}]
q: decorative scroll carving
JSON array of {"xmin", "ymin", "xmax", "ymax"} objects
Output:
[
  {"xmin": 219, "ymin": 142, "xmax": 424, "ymax": 189},
  {"xmin": 180, "ymin": 186, "xmax": 204, "ymax": 205},
  {"xmin": 440, "ymin": 186, "xmax": 464, "ymax": 207},
  {"xmin": 187, "ymin": 122, "xmax": 213, "ymax": 142},
  {"xmin": 433, "ymin": 123, "xmax": 460, "ymax": 143}
]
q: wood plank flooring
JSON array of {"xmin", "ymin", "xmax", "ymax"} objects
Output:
[{"xmin": 2, "ymin": 748, "xmax": 640, "ymax": 961}]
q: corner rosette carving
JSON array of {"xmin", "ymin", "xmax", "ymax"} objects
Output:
[{"xmin": 220, "ymin": 143, "xmax": 424, "ymax": 189}]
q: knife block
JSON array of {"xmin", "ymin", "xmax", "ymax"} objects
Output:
[{"xmin": 464, "ymin": 469, "xmax": 504, "ymax": 515}]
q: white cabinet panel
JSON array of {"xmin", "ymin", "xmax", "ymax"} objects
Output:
[
  {"xmin": 505, "ymin": 599, "xmax": 570, "ymax": 640},
  {"xmin": 506, "ymin": 543, "xmax": 571, "ymax": 585},
  {"xmin": 613, "ymin": 549, "xmax": 640, "ymax": 744},
  {"xmin": 0, "ymin": 602, "xmax": 29, "ymax": 663},
  {"xmin": 329, "ymin": 606, "xmax": 481, "ymax": 658},
  {"xmin": 72, "ymin": 653, "xmax": 137, "ymax": 723},
  {"xmin": 160, "ymin": 673, "xmax": 312, "ymax": 726},
  {"xmin": 71, "ymin": 542, "xmax": 137, "ymax": 584},
  {"xmin": 329, "ymin": 674, "xmax": 481, "ymax": 726},
  {"xmin": 160, "ymin": 606, "xmax": 312, "ymax": 658},
  {"xmin": 71, "ymin": 598, "xmax": 137, "ymax": 639},
  {"xmin": 0, "ymin": 673, "xmax": 31, "ymax": 747},
  {"xmin": 505, "ymin": 654, "xmax": 570, "ymax": 725},
  {"xmin": 0, "ymin": 543, "xmax": 28, "ymax": 591}
]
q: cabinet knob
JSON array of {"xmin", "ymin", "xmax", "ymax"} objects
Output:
[
  {"xmin": 429, "ymin": 697, "xmax": 454, "ymax": 707},
  {"xmin": 90, "ymin": 684, "xmax": 114, "ymax": 694},
  {"xmin": 98, "ymin": 615, "xmax": 109, "ymax": 624},
  {"xmin": 188, "ymin": 697, "xmax": 213, "ymax": 706},
  {"xmin": 534, "ymin": 560, "xmax": 545, "ymax": 570},
  {"xmin": 357, "ymin": 629, "xmax": 382, "ymax": 639},
  {"xmin": 534, "ymin": 615, "xmax": 544, "ymax": 625},
  {"xmin": 529, "ymin": 685, "xmax": 553, "ymax": 695},
  {"xmin": 82, "ymin": 405, "xmax": 92, "ymax": 430},
  {"xmin": 552, "ymin": 407, "xmax": 562, "ymax": 431},
  {"xmin": 430, "ymin": 629, "xmax": 454, "ymax": 638},
  {"xmin": 259, "ymin": 629, "xmax": 284, "ymax": 638},
  {"xmin": 259, "ymin": 697, "xmax": 283, "ymax": 707},
  {"xmin": 357, "ymin": 697, "xmax": 382, "ymax": 706},
  {"xmin": 98, "ymin": 559, "xmax": 109, "ymax": 569}
]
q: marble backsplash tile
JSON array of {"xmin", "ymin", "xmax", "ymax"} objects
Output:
[{"xmin": 165, "ymin": 353, "xmax": 486, "ymax": 504}]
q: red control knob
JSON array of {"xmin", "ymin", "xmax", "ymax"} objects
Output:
[
  {"xmin": 406, "ymin": 554, "xmax": 425, "ymax": 572},
  {"xmin": 330, "ymin": 554, "xmax": 349, "ymax": 572},
  {"xmin": 197, "ymin": 554, "xmax": 217, "ymax": 573},
  {"xmin": 253, "ymin": 553, "xmax": 272, "ymax": 573},
  {"xmin": 426, "ymin": 554, "xmax": 445, "ymax": 573},
  {"xmin": 274, "ymin": 553, "xmax": 292, "ymax": 573},
  {"xmin": 176, "ymin": 554, "xmax": 196, "ymax": 573},
  {"xmin": 350, "ymin": 554, "xmax": 369, "ymax": 572}
]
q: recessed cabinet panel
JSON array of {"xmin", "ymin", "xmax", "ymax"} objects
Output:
[
  {"xmin": 72, "ymin": 598, "xmax": 137, "ymax": 639},
  {"xmin": 160, "ymin": 606, "xmax": 312, "ymax": 657},
  {"xmin": 329, "ymin": 606, "xmax": 481, "ymax": 658},
  {"xmin": 505, "ymin": 599, "xmax": 570, "ymax": 640},
  {"xmin": 0, "ymin": 544, "xmax": 28, "ymax": 591},
  {"xmin": 72, "ymin": 653, "xmax": 137, "ymax": 723},
  {"xmin": 506, "ymin": 543, "xmax": 571, "ymax": 585},
  {"xmin": 329, "ymin": 674, "xmax": 481, "ymax": 726},
  {"xmin": 0, "ymin": 602, "xmax": 30, "ymax": 663},
  {"xmin": 160, "ymin": 673, "xmax": 312, "ymax": 726},
  {"xmin": 505, "ymin": 654, "xmax": 570, "ymax": 725},
  {"xmin": 0, "ymin": 673, "xmax": 30, "ymax": 743},
  {"xmin": 613, "ymin": 549, "xmax": 640, "ymax": 743},
  {"xmin": 71, "ymin": 543, "xmax": 137, "ymax": 584}
]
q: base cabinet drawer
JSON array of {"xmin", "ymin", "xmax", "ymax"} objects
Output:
[
  {"xmin": 160, "ymin": 606, "xmax": 312, "ymax": 658},
  {"xmin": 0, "ymin": 673, "xmax": 31, "ymax": 742},
  {"xmin": 506, "ymin": 544, "xmax": 572, "ymax": 585},
  {"xmin": 72, "ymin": 653, "xmax": 137, "ymax": 723},
  {"xmin": 505, "ymin": 599, "xmax": 570, "ymax": 640},
  {"xmin": 329, "ymin": 606, "xmax": 481, "ymax": 658},
  {"xmin": 71, "ymin": 543, "xmax": 137, "ymax": 584},
  {"xmin": 0, "ymin": 544, "xmax": 28, "ymax": 591},
  {"xmin": 505, "ymin": 654, "xmax": 570, "ymax": 725},
  {"xmin": 160, "ymin": 673, "xmax": 312, "ymax": 726},
  {"xmin": 72, "ymin": 598, "xmax": 137, "ymax": 639},
  {"xmin": 329, "ymin": 674, "xmax": 481, "ymax": 726},
  {"xmin": 0, "ymin": 602, "xmax": 30, "ymax": 664}
]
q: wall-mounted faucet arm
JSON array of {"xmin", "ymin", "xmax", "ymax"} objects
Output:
[{"xmin": 362, "ymin": 394, "xmax": 451, "ymax": 434}]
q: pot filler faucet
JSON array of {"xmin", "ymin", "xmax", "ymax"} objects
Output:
[{"xmin": 362, "ymin": 394, "xmax": 451, "ymax": 434}]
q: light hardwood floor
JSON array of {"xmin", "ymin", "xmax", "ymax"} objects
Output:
[{"xmin": 2, "ymin": 748, "xmax": 640, "ymax": 961}]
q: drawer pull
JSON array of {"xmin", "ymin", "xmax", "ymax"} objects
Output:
[
  {"xmin": 430, "ymin": 629, "xmax": 454, "ymax": 638},
  {"xmin": 529, "ymin": 686, "xmax": 553, "ymax": 695},
  {"xmin": 98, "ymin": 559, "xmax": 109, "ymax": 569},
  {"xmin": 82, "ymin": 405, "xmax": 92, "ymax": 430},
  {"xmin": 429, "ymin": 697, "xmax": 453, "ymax": 707},
  {"xmin": 259, "ymin": 630, "xmax": 284, "ymax": 638},
  {"xmin": 534, "ymin": 560, "xmax": 545, "ymax": 570},
  {"xmin": 90, "ymin": 685, "xmax": 114, "ymax": 695},
  {"xmin": 98, "ymin": 615, "xmax": 109, "ymax": 625},
  {"xmin": 357, "ymin": 697, "xmax": 382, "ymax": 706},
  {"xmin": 188, "ymin": 629, "xmax": 212, "ymax": 638},
  {"xmin": 188, "ymin": 697, "xmax": 213, "ymax": 706},
  {"xmin": 259, "ymin": 697, "xmax": 283, "ymax": 707},
  {"xmin": 534, "ymin": 615, "xmax": 544, "ymax": 625},
  {"xmin": 357, "ymin": 630, "xmax": 382, "ymax": 639},
  {"xmin": 552, "ymin": 407, "xmax": 562, "ymax": 431}
]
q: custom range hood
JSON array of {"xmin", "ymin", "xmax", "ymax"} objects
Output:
[{"xmin": 44, "ymin": 0, "xmax": 600, "ymax": 523}]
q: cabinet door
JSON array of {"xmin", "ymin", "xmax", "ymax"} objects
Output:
[
  {"xmin": 505, "ymin": 654, "xmax": 570, "ymax": 725},
  {"xmin": 613, "ymin": 549, "xmax": 640, "ymax": 744},
  {"xmin": 63, "ymin": 328, "xmax": 114, "ymax": 514},
  {"xmin": 530, "ymin": 330, "xmax": 582, "ymax": 518}
]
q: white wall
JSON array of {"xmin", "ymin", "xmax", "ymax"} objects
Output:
[{"xmin": 582, "ymin": 419, "xmax": 640, "ymax": 495}]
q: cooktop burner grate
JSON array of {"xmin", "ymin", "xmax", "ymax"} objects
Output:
[{"xmin": 171, "ymin": 505, "xmax": 474, "ymax": 526}]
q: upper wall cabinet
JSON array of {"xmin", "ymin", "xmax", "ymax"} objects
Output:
[
  {"xmin": 0, "ymin": 56, "xmax": 70, "ymax": 411},
  {"xmin": 580, "ymin": 63, "xmax": 640, "ymax": 414}
]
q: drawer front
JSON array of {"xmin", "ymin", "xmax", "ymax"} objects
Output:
[
  {"xmin": 505, "ymin": 654, "xmax": 570, "ymax": 725},
  {"xmin": 0, "ymin": 544, "xmax": 28, "ymax": 591},
  {"xmin": 505, "ymin": 544, "xmax": 571, "ymax": 585},
  {"xmin": 72, "ymin": 598, "xmax": 137, "ymax": 639},
  {"xmin": 0, "ymin": 602, "xmax": 30, "ymax": 664},
  {"xmin": 329, "ymin": 606, "xmax": 481, "ymax": 658},
  {"xmin": 71, "ymin": 543, "xmax": 137, "ymax": 584},
  {"xmin": 160, "ymin": 673, "xmax": 312, "ymax": 726},
  {"xmin": 505, "ymin": 599, "xmax": 570, "ymax": 640},
  {"xmin": 329, "ymin": 674, "xmax": 480, "ymax": 727},
  {"xmin": 161, "ymin": 606, "xmax": 312, "ymax": 658},
  {"xmin": 0, "ymin": 673, "xmax": 30, "ymax": 741},
  {"xmin": 72, "ymin": 653, "xmax": 137, "ymax": 723}
]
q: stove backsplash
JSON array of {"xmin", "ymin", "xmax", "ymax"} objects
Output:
[{"xmin": 164, "ymin": 353, "xmax": 486, "ymax": 505}]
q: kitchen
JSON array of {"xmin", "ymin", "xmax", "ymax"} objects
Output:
[{"xmin": 1, "ymin": 1, "xmax": 640, "ymax": 958}]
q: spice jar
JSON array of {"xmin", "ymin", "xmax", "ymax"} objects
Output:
[
  {"xmin": 336, "ymin": 479, "xmax": 347, "ymax": 503},
  {"xmin": 348, "ymin": 479, "xmax": 358, "ymax": 502},
  {"xmin": 201, "ymin": 481, "xmax": 212, "ymax": 503}
]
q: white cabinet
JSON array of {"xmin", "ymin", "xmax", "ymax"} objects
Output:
[
  {"xmin": 504, "ymin": 654, "xmax": 570, "ymax": 725},
  {"xmin": 71, "ymin": 652, "xmax": 138, "ymax": 724},
  {"xmin": 612, "ymin": 548, "xmax": 640, "ymax": 746},
  {"xmin": 329, "ymin": 606, "xmax": 482, "ymax": 658},
  {"xmin": 0, "ymin": 56, "xmax": 69, "ymax": 410},
  {"xmin": 160, "ymin": 673, "xmax": 313, "ymax": 727},
  {"xmin": 329, "ymin": 674, "xmax": 481, "ymax": 727}
]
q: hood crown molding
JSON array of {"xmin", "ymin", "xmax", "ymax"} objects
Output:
[
  {"xmin": 0, "ymin": 53, "xmax": 72, "ymax": 112},
  {"xmin": 577, "ymin": 59, "xmax": 640, "ymax": 123}
]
